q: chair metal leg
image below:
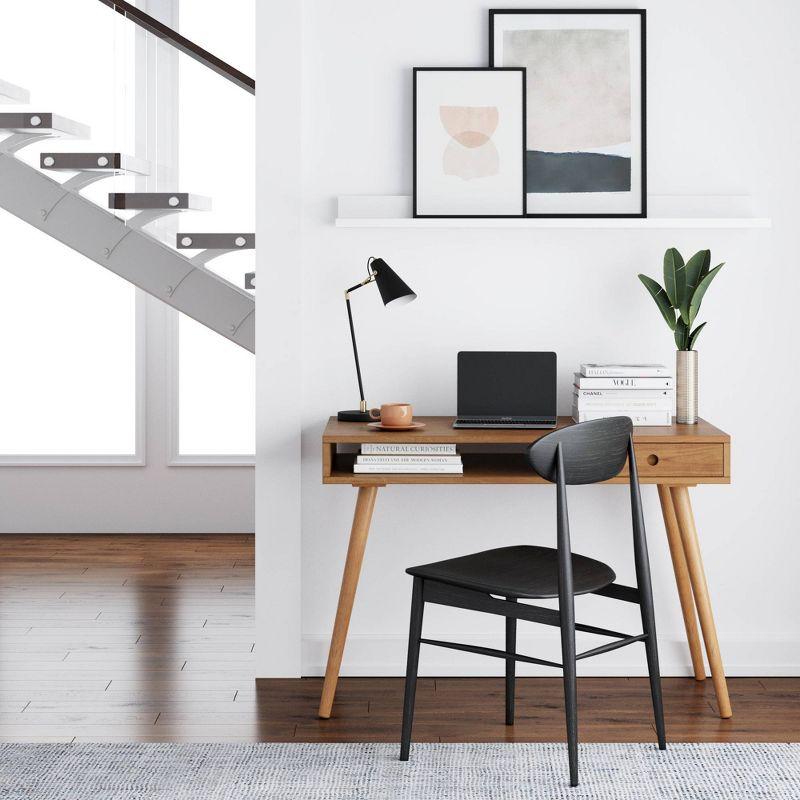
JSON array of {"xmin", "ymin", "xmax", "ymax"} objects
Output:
[
  {"xmin": 639, "ymin": 573, "xmax": 667, "ymax": 749},
  {"xmin": 555, "ymin": 447, "xmax": 579, "ymax": 787},
  {"xmin": 505, "ymin": 597, "xmax": 516, "ymax": 725},
  {"xmin": 629, "ymin": 437, "xmax": 666, "ymax": 747},
  {"xmin": 560, "ymin": 610, "xmax": 578, "ymax": 787},
  {"xmin": 399, "ymin": 577, "xmax": 425, "ymax": 761}
]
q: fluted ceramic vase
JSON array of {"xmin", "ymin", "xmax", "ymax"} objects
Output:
[{"xmin": 676, "ymin": 350, "xmax": 698, "ymax": 424}]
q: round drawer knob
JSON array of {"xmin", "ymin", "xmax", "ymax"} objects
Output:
[{"xmin": 647, "ymin": 453, "xmax": 659, "ymax": 466}]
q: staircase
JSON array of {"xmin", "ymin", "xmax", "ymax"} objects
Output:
[
  {"xmin": 0, "ymin": 79, "xmax": 30, "ymax": 104},
  {"xmin": 0, "ymin": 85, "xmax": 256, "ymax": 353}
]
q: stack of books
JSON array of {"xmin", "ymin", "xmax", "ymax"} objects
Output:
[
  {"xmin": 353, "ymin": 442, "xmax": 463, "ymax": 474},
  {"xmin": 573, "ymin": 363, "xmax": 674, "ymax": 426}
]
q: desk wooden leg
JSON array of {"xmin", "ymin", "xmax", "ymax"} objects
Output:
[
  {"xmin": 318, "ymin": 485, "xmax": 379, "ymax": 719},
  {"xmin": 657, "ymin": 485, "xmax": 706, "ymax": 681},
  {"xmin": 670, "ymin": 486, "xmax": 733, "ymax": 719}
]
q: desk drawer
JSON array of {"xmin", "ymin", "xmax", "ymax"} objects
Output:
[{"xmin": 631, "ymin": 443, "xmax": 725, "ymax": 478}]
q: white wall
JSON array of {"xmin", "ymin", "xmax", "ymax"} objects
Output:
[{"xmin": 256, "ymin": 0, "xmax": 800, "ymax": 677}]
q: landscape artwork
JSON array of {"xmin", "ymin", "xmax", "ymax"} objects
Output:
[{"xmin": 490, "ymin": 10, "xmax": 646, "ymax": 217}]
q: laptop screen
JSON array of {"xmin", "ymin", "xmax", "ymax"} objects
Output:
[{"xmin": 457, "ymin": 352, "xmax": 557, "ymax": 417}]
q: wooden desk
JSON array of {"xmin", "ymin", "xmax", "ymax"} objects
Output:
[{"xmin": 320, "ymin": 416, "xmax": 732, "ymax": 721}]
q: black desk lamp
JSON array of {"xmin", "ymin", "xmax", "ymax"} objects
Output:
[{"xmin": 338, "ymin": 257, "xmax": 417, "ymax": 422}]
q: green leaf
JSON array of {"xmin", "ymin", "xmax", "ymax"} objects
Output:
[
  {"xmin": 663, "ymin": 248, "xmax": 685, "ymax": 310},
  {"xmin": 699, "ymin": 249, "xmax": 712, "ymax": 280},
  {"xmin": 638, "ymin": 274, "xmax": 676, "ymax": 331},
  {"xmin": 674, "ymin": 317, "xmax": 689, "ymax": 350},
  {"xmin": 680, "ymin": 250, "xmax": 710, "ymax": 322},
  {"xmin": 688, "ymin": 263, "xmax": 724, "ymax": 326},
  {"xmin": 688, "ymin": 321, "xmax": 707, "ymax": 350}
]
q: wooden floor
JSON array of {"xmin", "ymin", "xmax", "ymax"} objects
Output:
[{"xmin": 0, "ymin": 535, "xmax": 796, "ymax": 743}]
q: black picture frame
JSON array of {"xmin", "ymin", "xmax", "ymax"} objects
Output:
[
  {"xmin": 413, "ymin": 67, "xmax": 528, "ymax": 219},
  {"xmin": 489, "ymin": 9, "xmax": 647, "ymax": 218}
]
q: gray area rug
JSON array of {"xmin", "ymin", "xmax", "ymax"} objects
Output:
[{"xmin": 0, "ymin": 742, "xmax": 797, "ymax": 799}]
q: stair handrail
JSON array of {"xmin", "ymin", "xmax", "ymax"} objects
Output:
[{"xmin": 96, "ymin": 0, "xmax": 255, "ymax": 95}]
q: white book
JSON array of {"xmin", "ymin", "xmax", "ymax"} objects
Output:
[
  {"xmin": 581, "ymin": 363, "xmax": 670, "ymax": 378},
  {"xmin": 353, "ymin": 464, "xmax": 464, "ymax": 474},
  {"xmin": 572, "ymin": 406, "xmax": 672, "ymax": 427},
  {"xmin": 357, "ymin": 455, "xmax": 462, "ymax": 465},
  {"xmin": 574, "ymin": 374, "xmax": 674, "ymax": 390},
  {"xmin": 575, "ymin": 388, "xmax": 674, "ymax": 399},
  {"xmin": 360, "ymin": 443, "xmax": 457, "ymax": 455},
  {"xmin": 574, "ymin": 395, "xmax": 674, "ymax": 411}
]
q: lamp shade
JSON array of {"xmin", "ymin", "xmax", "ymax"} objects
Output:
[{"xmin": 371, "ymin": 258, "xmax": 417, "ymax": 307}]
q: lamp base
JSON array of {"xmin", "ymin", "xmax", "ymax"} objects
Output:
[{"xmin": 337, "ymin": 409, "xmax": 373, "ymax": 423}]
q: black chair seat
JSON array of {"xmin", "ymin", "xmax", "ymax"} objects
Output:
[{"xmin": 407, "ymin": 545, "xmax": 616, "ymax": 599}]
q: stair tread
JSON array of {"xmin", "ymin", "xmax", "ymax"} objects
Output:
[
  {"xmin": 0, "ymin": 79, "xmax": 30, "ymax": 104},
  {"xmin": 177, "ymin": 233, "xmax": 255, "ymax": 249},
  {"xmin": 41, "ymin": 153, "xmax": 150, "ymax": 175},
  {"xmin": 0, "ymin": 112, "xmax": 89, "ymax": 138},
  {"xmin": 108, "ymin": 193, "xmax": 212, "ymax": 211}
]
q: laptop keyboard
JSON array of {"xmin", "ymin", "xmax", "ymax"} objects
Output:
[{"xmin": 455, "ymin": 418, "xmax": 553, "ymax": 425}]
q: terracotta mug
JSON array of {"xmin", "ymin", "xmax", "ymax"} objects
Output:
[{"xmin": 370, "ymin": 403, "xmax": 413, "ymax": 427}]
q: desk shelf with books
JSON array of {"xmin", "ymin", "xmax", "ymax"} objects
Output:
[{"xmin": 322, "ymin": 416, "xmax": 730, "ymax": 487}]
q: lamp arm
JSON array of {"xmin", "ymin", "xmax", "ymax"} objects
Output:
[{"xmin": 344, "ymin": 276, "xmax": 375, "ymax": 412}]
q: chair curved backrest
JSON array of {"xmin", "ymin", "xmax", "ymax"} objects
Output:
[{"xmin": 526, "ymin": 417, "xmax": 633, "ymax": 485}]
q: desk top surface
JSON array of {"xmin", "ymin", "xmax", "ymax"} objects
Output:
[{"xmin": 323, "ymin": 416, "xmax": 729, "ymax": 445}]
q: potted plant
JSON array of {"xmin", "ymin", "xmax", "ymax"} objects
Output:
[{"xmin": 638, "ymin": 248, "xmax": 724, "ymax": 424}]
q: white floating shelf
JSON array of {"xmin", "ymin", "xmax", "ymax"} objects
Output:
[{"xmin": 336, "ymin": 196, "xmax": 771, "ymax": 230}]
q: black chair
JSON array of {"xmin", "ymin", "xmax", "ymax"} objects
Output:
[{"xmin": 398, "ymin": 417, "xmax": 666, "ymax": 786}]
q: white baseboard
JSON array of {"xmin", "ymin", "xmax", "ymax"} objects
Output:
[{"xmin": 300, "ymin": 632, "xmax": 800, "ymax": 678}]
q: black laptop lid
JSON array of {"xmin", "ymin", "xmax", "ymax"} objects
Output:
[{"xmin": 457, "ymin": 352, "xmax": 557, "ymax": 417}]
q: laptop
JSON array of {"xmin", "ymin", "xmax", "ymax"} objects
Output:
[{"xmin": 453, "ymin": 351, "xmax": 558, "ymax": 429}]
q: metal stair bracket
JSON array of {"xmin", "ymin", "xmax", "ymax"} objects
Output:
[
  {"xmin": 0, "ymin": 79, "xmax": 30, "ymax": 104},
  {"xmin": 244, "ymin": 272, "xmax": 255, "ymax": 290},
  {"xmin": 0, "ymin": 141, "xmax": 254, "ymax": 352},
  {"xmin": 41, "ymin": 152, "xmax": 151, "ymax": 192}
]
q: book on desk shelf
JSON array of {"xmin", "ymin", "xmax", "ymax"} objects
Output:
[
  {"xmin": 574, "ymin": 374, "xmax": 674, "ymax": 390},
  {"xmin": 356, "ymin": 442, "xmax": 463, "ymax": 474},
  {"xmin": 354, "ymin": 463, "xmax": 464, "ymax": 474},
  {"xmin": 357, "ymin": 454, "xmax": 462, "ymax": 465},
  {"xmin": 581, "ymin": 363, "xmax": 670, "ymax": 378},
  {"xmin": 360, "ymin": 443, "xmax": 456, "ymax": 455}
]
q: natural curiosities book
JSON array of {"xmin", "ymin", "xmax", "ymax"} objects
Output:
[
  {"xmin": 360, "ymin": 443, "xmax": 457, "ymax": 455},
  {"xmin": 580, "ymin": 364, "xmax": 670, "ymax": 378}
]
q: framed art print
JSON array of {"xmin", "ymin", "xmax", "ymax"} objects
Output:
[
  {"xmin": 490, "ymin": 9, "xmax": 646, "ymax": 217},
  {"xmin": 413, "ymin": 68, "xmax": 526, "ymax": 218}
]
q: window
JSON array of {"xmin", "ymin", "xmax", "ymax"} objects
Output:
[{"xmin": 0, "ymin": 3, "xmax": 140, "ymax": 461}]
